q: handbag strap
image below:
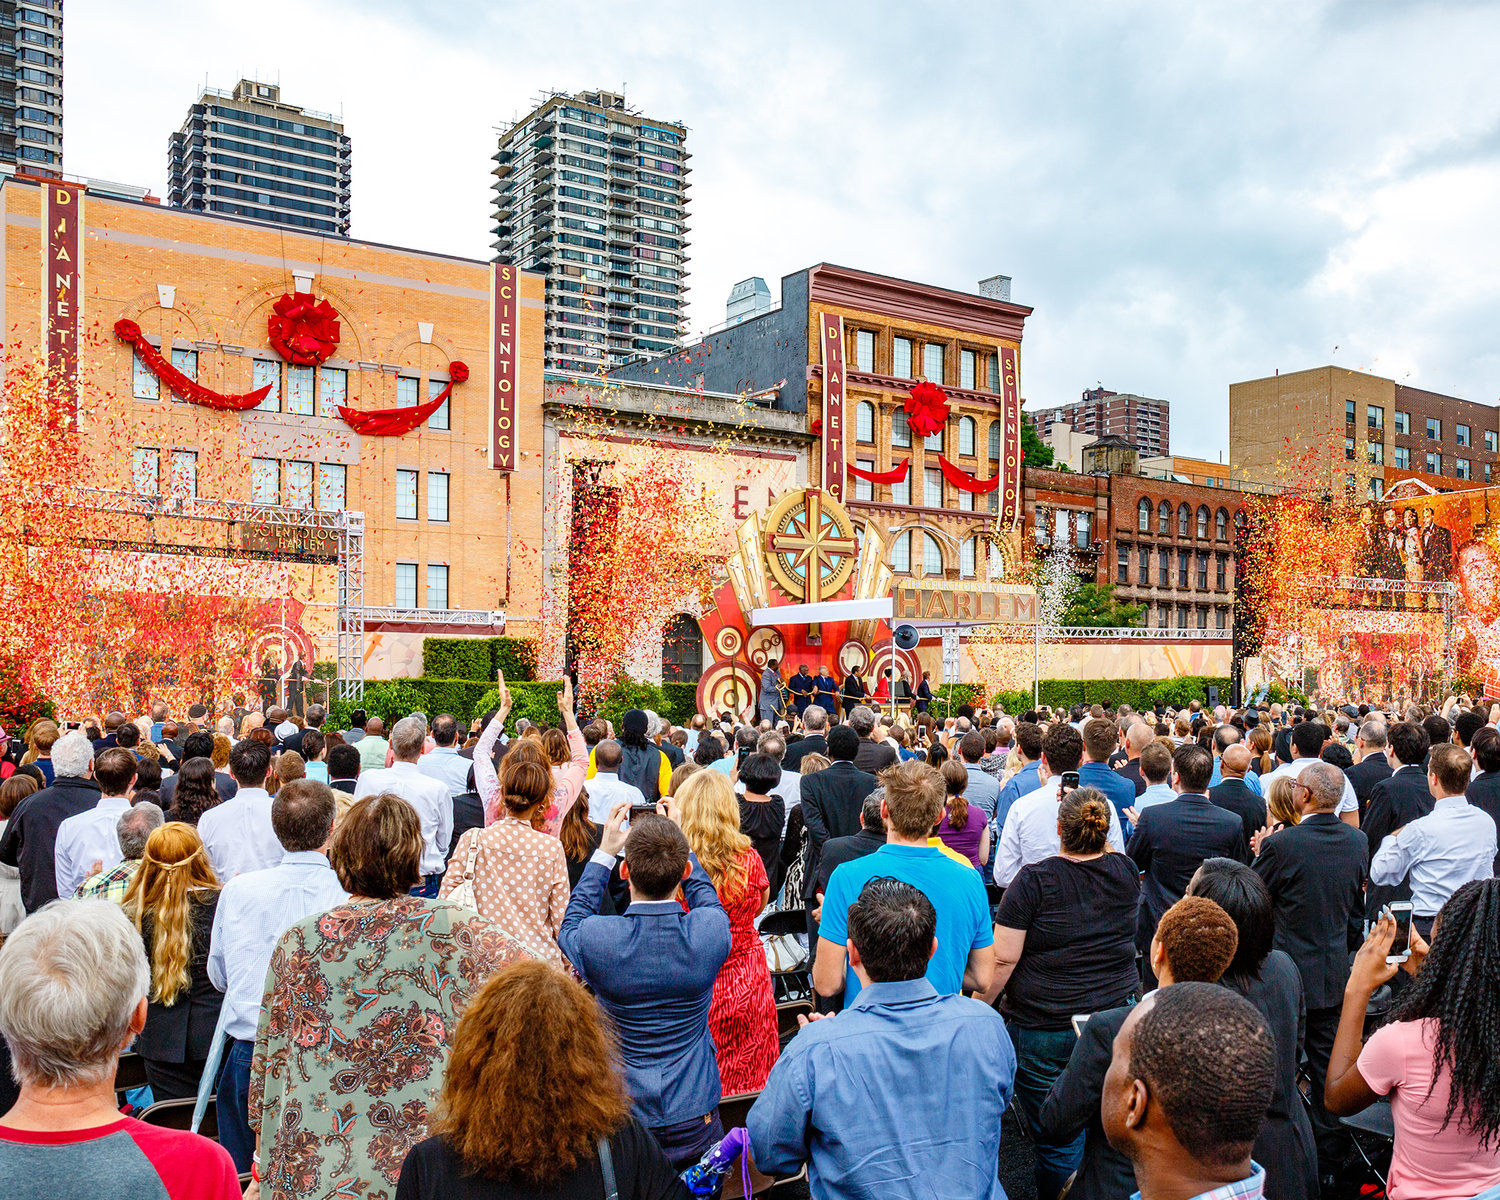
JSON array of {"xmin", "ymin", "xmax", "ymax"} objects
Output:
[
  {"xmin": 598, "ymin": 1136, "xmax": 618, "ymax": 1200},
  {"xmin": 460, "ymin": 830, "xmax": 482, "ymax": 882}
]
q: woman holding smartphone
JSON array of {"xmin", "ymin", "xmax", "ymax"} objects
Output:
[{"xmin": 1325, "ymin": 879, "xmax": 1500, "ymax": 1200}]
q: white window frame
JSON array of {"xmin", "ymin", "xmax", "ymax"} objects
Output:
[
  {"xmin": 252, "ymin": 360, "xmax": 280, "ymax": 412},
  {"xmin": 132, "ymin": 350, "xmax": 160, "ymax": 401},
  {"xmin": 394, "ymin": 562, "xmax": 418, "ymax": 608},
  {"xmin": 397, "ymin": 376, "xmax": 420, "ymax": 408},
  {"xmin": 428, "ymin": 471, "xmax": 450, "ymax": 522},
  {"xmin": 132, "ymin": 447, "xmax": 159, "ymax": 496},
  {"xmin": 396, "ymin": 468, "xmax": 418, "ymax": 520},
  {"xmin": 286, "ymin": 366, "xmax": 315, "ymax": 416},
  {"xmin": 285, "ymin": 460, "xmax": 314, "ymax": 508},
  {"xmin": 317, "ymin": 463, "xmax": 347, "ymax": 511},
  {"xmin": 317, "ymin": 366, "xmax": 346, "ymax": 418},
  {"xmin": 251, "ymin": 457, "xmax": 279, "ymax": 504},
  {"xmin": 427, "ymin": 563, "xmax": 449, "ymax": 610}
]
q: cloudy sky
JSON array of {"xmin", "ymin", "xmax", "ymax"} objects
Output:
[{"xmin": 67, "ymin": 0, "xmax": 1500, "ymax": 458}]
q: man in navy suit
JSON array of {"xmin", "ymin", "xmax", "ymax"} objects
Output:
[{"xmin": 559, "ymin": 801, "xmax": 732, "ymax": 1170}]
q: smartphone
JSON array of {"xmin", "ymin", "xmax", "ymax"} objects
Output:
[
  {"xmin": 1059, "ymin": 771, "xmax": 1080, "ymax": 795},
  {"xmin": 1385, "ymin": 901, "xmax": 1414, "ymax": 964}
]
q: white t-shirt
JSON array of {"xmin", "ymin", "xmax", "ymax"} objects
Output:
[{"xmin": 1260, "ymin": 757, "xmax": 1358, "ymax": 815}]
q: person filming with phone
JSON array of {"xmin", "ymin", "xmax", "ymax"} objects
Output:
[{"xmin": 1325, "ymin": 879, "xmax": 1500, "ymax": 1200}]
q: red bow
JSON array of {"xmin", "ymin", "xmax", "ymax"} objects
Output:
[
  {"xmin": 268, "ymin": 292, "xmax": 341, "ymax": 366},
  {"xmin": 904, "ymin": 381, "xmax": 950, "ymax": 437}
]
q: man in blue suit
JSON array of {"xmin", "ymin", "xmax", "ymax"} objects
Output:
[{"xmin": 559, "ymin": 801, "xmax": 732, "ymax": 1170}]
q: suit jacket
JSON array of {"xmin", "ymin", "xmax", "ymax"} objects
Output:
[
  {"xmin": 1115, "ymin": 758, "xmax": 1147, "ymax": 797},
  {"xmin": 1039, "ymin": 1006, "xmax": 1134, "ymax": 1200},
  {"xmin": 1127, "ymin": 794, "xmax": 1247, "ymax": 944},
  {"xmin": 1422, "ymin": 523, "xmax": 1453, "ymax": 580},
  {"xmin": 447, "ymin": 791, "xmax": 485, "ymax": 863},
  {"xmin": 1346, "ymin": 755, "xmax": 1393, "ymax": 818},
  {"xmin": 798, "ymin": 761, "xmax": 878, "ymax": 899},
  {"xmin": 853, "ymin": 738, "xmax": 897, "ymax": 775},
  {"xmin": 1252, "ymin": 812, "xmax": 1368, "ymax": 1009},
  {"xmin": 1467, "ymin": 771, "xmax": 1500, "ymax": 874},
  {"xmin": 1208, "ymin": 778, "xmax": 1267, "ymax": 853},
  {"xmin": 0, "ymin": 776, "xmax": 103, "ymax": 912},
  {"xmin": 812, "ymin": 828, "xmax": 887, "ymax": 899},
  {"xmin": 330, "ymin": 778, "xmax": 358, "ymax": 795},
  {"xmin": 1363, "ymin": 764, "xmax": 1434, "ymax": 908},
  {"xmin": 781, "ymin": 734, "xmax": 827, "ymax": 772},
  {"xmin": 558, "ymin": 855, "xmax": 731, "ymax": 1128}
]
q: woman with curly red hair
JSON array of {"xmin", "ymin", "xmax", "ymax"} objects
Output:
[{"xmin": 397, "ymin": 961, "xmax": 691, "ymax": 1200}]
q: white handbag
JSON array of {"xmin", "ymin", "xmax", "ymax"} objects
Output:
[{"xmin": 446, "ymin": 833, "xmax": 483, "ymax": 910}]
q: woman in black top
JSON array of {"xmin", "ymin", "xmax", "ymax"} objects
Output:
[
  {"xmin": 1187, "ymin": 858, "xmax": 1319, "ymax": 1200},
  {"xmin": 398, "ymin": 961, "xmax": 690, "ymax": 1200},
  {"xmin": 983, "ymin": 787, "xmax": 1140, "ymax": 1200},
  {"xmin": 735, "ymin": 752, "xmax": 785, "ymax": 881},
  {"xmin": 557, "ymin": 789, "xmax": 620, "ymax": 916}
]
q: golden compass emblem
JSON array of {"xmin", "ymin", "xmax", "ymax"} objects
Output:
[{"xmin": 763, "ymin": 488, "xmax": 859, "ymax": 604}]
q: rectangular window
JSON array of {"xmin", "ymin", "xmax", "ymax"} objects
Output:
[
  {"xmin": 960, "ymin": 539, "xmax": 976, "ymax": 578},
  {"xmin": 1178, "ymin": 550, "xmax": 1190, "ymax": 588},
  {"xmin": 1197, "ymin": 554, "xmax": 1208, "ymax": 589},
  {"xmin": 427, "ymin": 564, "xmax": 449, "ymax": 610},
  {"xmin": 924, "ymin": 426, "xmax": 943, "ymax": 453},
  {"xmin": 1488, "ymin": 462, "xmax": 1494, "ymax": 484},
  {"xmin": 394, "ymin": 562, "xmax": 417, "ymax": 608},
  {"xmin": 317, "ymin": 463, "xmax": 346, "ymax": 511},
  {"xmin": 396, "ymin": 469, "xmax": 418, "ymax": 519},
  {"xmin": 1457, "ymin": 457, "xmax": 1471, "ymax": 480},
  {"xmin": 1158, "ymin": 549, "xmax": 1169, "ymax": 587},
  {"xmin": 285, "ymin": 460, "xmax": 313, "ymax": 508},
  {"xmin": 1395, "ymin": 410, "xmax": 1410, "ymax": 434},
  {"xmin": 987, "ymin": 490, "xmax": 998, "ymax": 514},
  {"xmin": 988, "ymin": 354, "xmax": 1000, "ymax": 393},
  {"xmin": 891, "ymin": 532, "xmax": 910, "ymax": 573},
  {"xmin": 1427, "ymin": 417, "xmax": 1442, "ymax": 441},
  {"xmin": 285, "ymin": 366, "xmax": 315, "ymax": 416},
  {"xmin": 922, "ymin": 342, "xmax": 945, "ymax": 384},
  {"xmin": 251, "ymin": 457, "xmax": 279, "ymax": 504},
  {"xmin": 1076, "ymin": 511, "xmax": 1092, "ymax": 548},
  {"xmin": 960, "ymin": 349, "xmax": 976, "ymax": 390},
  {"xmin": 317, "ymin": 367, "xmax": 346, "ymax": 418},
  {"xmin": 131, "ymin": 447, "xmax": 159, "ymax": 496},
  {"xmin": 1217, "ymin": 555, "xmax": 1227, "ymax": 590},
  {"xmin": 1118, "ymin": 545, "xmax": 1130, "ymax": 584},
  {"xmin": 1488, "ymin": 430, "xmax": 1499, "ymax": 454},
  {"xmin": 1197, "ymin": 607, "xmax": 1208, "ymax": 630},
  {"xmin": 891, "ymin": 409, "xmax": 911, "ymax": 447},
  {"xmin": 959, "ymin": 487, "xmax": 974, "ymax": 512},
  {"xmin": 854, "ymin": 458, "xmax": 874, "ymax": 502},
  {"xmin": 1368, "ymin": 476, "xmax": 1381, "ymax": 500},
  {"xmin": 132, "ymin": 351, "xmax": 160, "ymax": 400},
  {"xmin": 958, "ymin": 419, "xmax": 975, "ymax": 456},
  {"xmin": 855, "ymin": 330, "xmax": 874, "ymax": 373},
  {"xmin": 429, "ymin": 380, "xmax": 450, "ymax": 430},
  {"xmin": 1457, "ymin": 423, "xmax": 1471, "ymax": 447},
  {"xmin": 1345, "ymin": 400, "xmax": 1356, "ymax": 423},
  {"xmin": 1217, "ymin": 607, "xmax": 1228, "ymax": 630},
  {"xmin": 1427, "ymin": 451, "xmax": 1441, "ymax": 475},
  {"xmin": 397, "ymin": 376, "xmax": 419, "ymax": 408},
  {"xmin": 1178, "ymin": 606, "xmax": 1188, "ymax": 629},
  {"xmin": 252, "ymin": 360, "xmax": 280, "ymax": 412},
  {"xmin": 856, "ymin": 403, "xmax": 874, "ymax": 442},
  {"xmin": 1368, "ymin": 441, "xmax": 1384, "ymax": 465},
  {"xmin": 1395, "ymin": 446, "xmax": 1410, "ymax": 469},
  {"xmin": 428, "ymin": 471, "xmax": 450, "ymax": 522},
  {"xmin": 1367, "ymin": 405, "xmax": 1383, "ymax": 429},
  {"xmin": 892, "ymin": 337, "xmax": 913, "ymax": 379},
  {"xmin": 1344, "ymin": 437, "xmax": 1355, "ymax": 461},
  {"xmin": 924, "ymin": 467, "xmax": 943, "ymax": 508},
  {"xmin": 892, "ymin": 472, "xmax": 910, "ymax": 506},
  {"xmin": 1138, "ymin": 546, "xmax": 1149, "ymax": 585},
  {"xmin": 169, "ymin": 348, "xmax": 197, "ymax": 401}
]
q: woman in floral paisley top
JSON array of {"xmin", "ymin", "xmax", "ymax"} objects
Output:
[{"xmin": 248, "ymin": 792, "xmax": 534, "ymax": 1200}]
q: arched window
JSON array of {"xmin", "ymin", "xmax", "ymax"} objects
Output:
[
  {"xmin": 961, "ymin": 537, "xmax": 977, "ymax": 578},
  {"xmin": 988, "ymin": 421, "xmax": 1001, "ymax": 460},
  {"xmin": 1138, "ymin": 497, "xmax": 1151, "ymax": 532},
  {"xmin": 891, "ymin": 530, "xmax": 911, "ymax": 574},
  {"xmin": 1177, "ymin": 503, "xmax": 1191, "ymax": 536},
  {"xmin": 1215, "ymin": 508, "xmax": 1228, "ymax": 540},
  {"xmin": 661, "ymin": 614, "xmax": 702, "ymax": 682},
  {"xmin": 1158, "ymin": 500, "xmax": 1171, "ymax": 535},
  {"xmin": 922, "ymin": 532, "xmax": 944, "ymax": 577},
  {"xmin": 958, "ymin": 416, "xmax": 976, "ymax": 457},
  {"xmin": 987, "ymin": 541, "xmax": 1006, "ymax": 580},
  {"xmin": 1196, "ymin": 505, "xmax": 1210, "ymax": 539},
  {"xmin": 855, "ymin": 401, "xmax": 875, "ymax": 443}
]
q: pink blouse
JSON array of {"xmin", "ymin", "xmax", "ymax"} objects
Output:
[{"xmin": 474, "ymin": 715, "xmax": 586, "ymax": 835}]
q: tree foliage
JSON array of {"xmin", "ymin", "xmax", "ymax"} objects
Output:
[
  {"xmin": 1020, "ymin": 414, "xmax": 1054, "ymax": 468},
  {"xmin": 1061, "ymin": 582, "xmax": 1146, "ymax": 628}
]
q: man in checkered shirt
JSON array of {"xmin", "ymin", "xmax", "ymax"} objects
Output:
[{"xmin": 75, "ymin": 803, "xmax": 162, "ymax": 903}]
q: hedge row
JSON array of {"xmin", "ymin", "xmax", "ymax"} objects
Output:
[
  {"xmin": 328, "ymin": 679, "xmax": 563, "ymax": 736},
  {"xmin": 991, "ymin": 676, "xmax": 1233, "ymax": 714},
  {"xmin": 420, "ymin": 637, "xmax": 538, "ymax": 683}
]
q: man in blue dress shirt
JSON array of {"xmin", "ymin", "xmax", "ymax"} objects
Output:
[
  {"xmin": 750, "ymin": 877, "xmax": 1015, "ymax": 1199},
  {"xmin": 1079, "ymin": 717, "xmax": 1139, "ymax": 832}
]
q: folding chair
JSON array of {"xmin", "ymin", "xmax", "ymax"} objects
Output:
[
  {"xmin": 139, "ymin": 1096, "xmax": 218, "ymax": 1142},
  {"xmin": 759, "ymin": 908, "xmax": 810, "ymax": 1002},
  {"xmin": 775, "ymin": 999, "xmax": 813, "ymax": 1047},
  {"xmin": 1340, "ymin": 1099, "xmax": 1394, "ymax": 1193},
  {"xmin": 113, "ymin": 1051, "xmax": 149, "ymax": 1102}
]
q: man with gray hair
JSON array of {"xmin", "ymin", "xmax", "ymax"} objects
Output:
[
  {"xmin": 1348, "ymin": 719, "xmax": 1392, "ymax": 818},
  {"xmin": 76, "ymin": 802, "xmax": 164, "ymax": 904},
  {"xmin": 0, "ymin": 731, "xmax": 103, "ymax": 914},
  {"xmin": 849, "ymin": 705, "xmax": 897, "ymax": 774},
  {"xmin": 784, "ymin": 704, "xmax": 829, "ymax": 771},
  {"xmin": 353, "ymin": 714, "xmax": 452, "ymax": 895},
  {"xmin": 0, "ymin": 900, "xmax": 238, "ymax": 1188}
]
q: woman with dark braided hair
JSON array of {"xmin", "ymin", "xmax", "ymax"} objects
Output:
[{"xmin": 1326, "ymin": 878, "xmax": 1500, "ymax": 1199}]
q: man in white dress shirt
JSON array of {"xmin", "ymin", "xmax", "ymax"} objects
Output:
[
  {"xmin": 354, "ymin": 715, "xmax": 452, "ymax": 895},
  {"xmin": 1371, "ymin": 742, "xmax": 1496, "ymax": 937},
  {"xmin": 416, "ymin": 713, "xmax": 472, "ymax": 798},
  {"xmin": 994, "ymin": 723, "xmax": 1125, "ymax": 886},
  {"xmin": 1259, "ymin": 720, "xmax": 1360, "ymax": 825},
  {"xmin": 53, "ymin": 748, "xmax": 138, "ymax": 898},
  {"xmin": 585, "ymin": 739, "xmax": 646, "ymax": 823},
  {"xmin": 207, "ymin": 779, "xmax": 348, "ymax": 1172},
  {"xmin": 199, "ymin": 739, "xmax": 283, "ymax": 881}
]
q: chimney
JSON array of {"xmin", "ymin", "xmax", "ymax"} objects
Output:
[{"xmin": 978, "ymin": 275, "xmax": 1012, "ymax": 302}]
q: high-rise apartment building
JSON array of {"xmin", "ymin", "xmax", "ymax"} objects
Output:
[
  {"xmin": 1032, "ymin": 387, "xmax": 1171, "ymax": 457},
  {"xmin": 1, "ymin": 1, "xmax": 63, "ymax": 172},
  {"xmin": 167, "ymin": 80, "xmax": 351, "ymax": 236},
  {"xmin": 491, "ymin": 89, "xmax": 688, "ymax": 372}
]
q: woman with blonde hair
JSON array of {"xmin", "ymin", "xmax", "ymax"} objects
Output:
[
  {"xmin": 667, "ymin": 760, "xmax": 700, "ymax": 797},
  {"xmin": 1253, "ymin": 775, "xmax": 1302, "ymax": 856},
  {"xmin": 123, "ymin": 821, "xmax": 223, "ymax": 1099},
  {"xmin": 1248, "ymin": 725, "xmax": 1275, "ymax": 776},
  {"xmin": 673, "ymin": 769, "xmax": 778, "ymax": 1093}
]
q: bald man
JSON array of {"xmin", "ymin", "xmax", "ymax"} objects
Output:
[
  {"xmin": 1114, "ymin": 722, "xmax": 1154, "ymax": 797},
  {"xmin": 1209, "ymin": 744, "xmax": 1268, "ymax": 852}
]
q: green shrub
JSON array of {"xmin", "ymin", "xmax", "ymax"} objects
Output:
[
  {"xmin": 470, "ymin": 681, "xmax": 565, "ymax": 736},
  {"xmin": 492, "ymin": 637, "xmax": 538, "ymax": 682},
  {"xmin": 311, "ymin": 660, "xmax": 338, "ymax": 681},
  {"xmin": 596, "ymin": 676, "xmax": 670, "ymax": 728},
  {"xmin": 661, "ymin": 681, "xmax": 700, "ymax": 725},
  {"xmin": 986, "ymin": 677, "xmax": 1233, "ymax": 714},
  {"xmin": 421, "ymin": 638, "xmax": 491, "ymax": 682},
  {"xmin": 931, "ymin": 682, "xmax": 989, "ymax": 716}
]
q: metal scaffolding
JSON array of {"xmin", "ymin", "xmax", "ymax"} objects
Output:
[{"xmin": 336, "ymin": 511, "xmax": 365, "ymax": 701}]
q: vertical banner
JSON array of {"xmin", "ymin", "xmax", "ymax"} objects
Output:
[
  {"xmin": 44, "ymin": 181, "xmax": 83, "ymax": 427},
  {"xmin": 489, "ymin": 263, "xmax": 518, "ymax": 471},
  {"xmin": 998, "ymin": 344, "xmax": 1022, "ymax": 528},
  {"xmin": 819, "ymin": 312, "xmax": 846, "ymax": 503}
]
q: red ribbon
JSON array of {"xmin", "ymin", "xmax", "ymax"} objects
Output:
[
  {"xmin": 848, "ymin": 458, "xmax": 910, "ymax": 485},
  {"xmin": 936, "ymin": 454, "xmax": 1000, "ymax": 494},
  {"xmin": 113, "ymin": 320, "xmax": 272, "ymax": 411},
  {"xmin": 337, "ymin": 361, "xmax": 469, "ymax": 436}
]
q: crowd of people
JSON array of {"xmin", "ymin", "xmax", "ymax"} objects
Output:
[{"xmin": 0, "ymin": 682, "xmax": 1497, "ymax": 1200}]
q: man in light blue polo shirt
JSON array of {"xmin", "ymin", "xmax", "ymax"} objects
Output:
[{"xmin": 812, "ymin": 760, "xmax": 993, "ymax": 1006}]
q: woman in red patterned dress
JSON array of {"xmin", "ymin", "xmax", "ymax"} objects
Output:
[{"xmin": 674, "ymin": 769, "xmax": 779, "ymax": 1095}]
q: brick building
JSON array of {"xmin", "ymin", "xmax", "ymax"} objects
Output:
[{"xmin": 1031, "ymin": 386, "xmax": 1170, "ymax": 457}]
